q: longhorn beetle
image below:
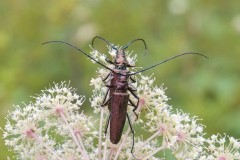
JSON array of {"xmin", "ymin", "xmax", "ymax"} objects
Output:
[{"xmin": 42, "ymin": 36, "xmax": 208, "ymax": 158}]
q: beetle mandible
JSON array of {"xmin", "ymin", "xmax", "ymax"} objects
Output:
[{"xmin": 42, "ymin": 36, "xmax": 208, "ymax": 158}]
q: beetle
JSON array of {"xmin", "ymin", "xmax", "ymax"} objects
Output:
[
  {"xmin": 42, "ymin": 36, "xmax": 208, "ymax": 158},
  {"xmin": 91, "ymin": 37, "xmax": 147, "ymax": 145}
]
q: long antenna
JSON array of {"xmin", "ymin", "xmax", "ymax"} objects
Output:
[
  {"xmin": 42, "ymin": 40, "xmax": 116, "ymax": 73},
  {"xmin": 128, "ymin": 52, "xmax": 208, "ymax": 75},
  {"xmin": 91, "ymin": 36, "xmax": 116, "ymax": 49},
  {"xmin": 123, "ymin": 38, "xmax": 147, "ymax": 55}
]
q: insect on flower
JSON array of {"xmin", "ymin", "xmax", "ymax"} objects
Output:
[{"xmin": 42, "ymin": 36, "xmax": 208, "ymax": 158}]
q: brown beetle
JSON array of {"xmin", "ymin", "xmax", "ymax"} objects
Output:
[
  {"xmin": 42, "ymin": 37, "xmax": 208, "ymax": 158},
  {"xmin": 100, "ymin": 50, "xmax": 140, "ymax": 144}
]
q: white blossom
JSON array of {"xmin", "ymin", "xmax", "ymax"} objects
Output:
[
  {"xmin": 200, "ymin": 134, "xmax": 240, "ymax": 160},
  {"xmin": 2, "ymin": 46, "xmax": 240, "ymax": 160}
]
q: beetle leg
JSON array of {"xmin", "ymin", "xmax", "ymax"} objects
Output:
[
  {"xmin": 127, "ymin": 113, "xmax": 138, "ymax": 159},
  {"xmin": 101, "ymin": 88, "xmax": 111, "ymax": 107},
  {"xmin": 102, "ymin": 73, "xmax": 114, "ymax": 87},
  {"xmin": 128, "ymin": 89, "xmax": 139, "ymax": 100},
  {"xmin": 128, "ymin": 99, "xmax": 138, "ymax": 120},
  {"xmin": 104, "ymin": 114, "xmax": 111, "ymax": 135},
  {"xmin": 128, "ymin": 89, "xmax": 139, "ymax": 120},
  {"xmin": 101, "ymin": 97, "xmax": 112, "ymax": 107},
  {"xmin": 130, "ymin": 76, "xmax": 136, "ymax": 83},
  {"xmin": 101, "ymin": 73, "xmax": 111, "ymax": 82},
  {"xmin": 128, "ymin": 84, "xmax": 137, "ymax": 91}
]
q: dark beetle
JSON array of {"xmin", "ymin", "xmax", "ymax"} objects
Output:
[
  {"xmin": 42, "ymin": 36, "xmax": 208, "ymax": 158},
  {"xmin": 99, "ymin": 49, "xmax": 140, "ymax": 144},
  {"xmin": 90, "ymin": 37, "xmax": 146, "ymax": 147}
]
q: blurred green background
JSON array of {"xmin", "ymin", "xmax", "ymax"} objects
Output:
[{"xmin": 0, "ymin": 0, "xmax": 240, "ymax": 159}]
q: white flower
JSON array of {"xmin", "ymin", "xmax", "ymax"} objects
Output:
[
  {"xmin": 171, "ymin": 111, "xmax": 205, "ymax": 159},
  {"xmin": 202, "ymin": 134, "xmax": 240, "ymax": 160},
  {"xmin": 34, "ymin": 81, "xmax": 85, "ymax": 119},
  {"xmin": 3, "ymin": 82, "xmax": 89, "ymax": 160},
  {"xmin": 136, "ymin": 74, "xmax": 169, "ymax": 113},
  {"xmin": 2, "ymin": 45, "xmax": 240, "ymax": 160}
]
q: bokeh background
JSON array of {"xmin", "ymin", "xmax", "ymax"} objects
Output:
[{"xmin": 0, "ymin": 0, "xmax": 240, "ymax": 159}]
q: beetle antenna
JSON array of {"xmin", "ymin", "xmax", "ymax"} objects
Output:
[
  {"xmin": 123, "ymin": 38, "xmax": 147, "ymax": 55},
  {"xmin": 129, "ymin": 52, "xmax": 208, "ymax": 75},
  {"xmin": 91, "ymin": 36, "xmax": 117, "ymax": 50},
  {"xmin": 42, "ymin": 40, "xmax": 116, "ymax": 73}
]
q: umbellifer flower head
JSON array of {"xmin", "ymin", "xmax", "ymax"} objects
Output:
[
  {"xmin": 200, "ymin": 134, "xmax": 240, "ymax": 160},
  {"xmin": 2, "ymin": 46, "xmax": 240, "ymax": 160}
]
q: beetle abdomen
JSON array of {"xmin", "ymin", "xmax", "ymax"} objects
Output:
[{"xmin": 110, "ymin": 92, "xmax": 129, "ymax": 144}]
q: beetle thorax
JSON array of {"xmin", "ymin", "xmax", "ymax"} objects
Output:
[{"xmin": 114, "ymin": 70, "xmax": 129, "ymax": 92}]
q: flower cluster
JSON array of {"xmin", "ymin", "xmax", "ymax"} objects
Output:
[
  {"xmin": 2, "ymin": 46, "xmax": 240, "ymax": 160},
  {"xmin": 199, "ymin": 134, "xmax": 240, "ymax": 160},
  {"xmin": 3, "ymin": 82, "xmax": 95, "ymax": 160}
]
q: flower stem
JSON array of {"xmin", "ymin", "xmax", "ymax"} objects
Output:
[
  {"xmin": 33, "ymin": 134, "xmax": 63, "ymax": 160},
  {"xmin": 98, "ymin": 108, "xmax": 104, "ymax": 160},
  {"xmin": 103, "ymin": 133, "xmax": 109, "ymax": 160},
  {"xmin": 60, "ymin": 113, "xmax": 89, "ymax": 160},
  {"xmin": 142, "ymin": 130, "xmax": 160, "ymax": 147},
  {"xmin": 143, "ymin": 146, "xmax": 163, "ymax": 160},
  {"xmin": 77, "ymin": 134, "xmax": 88, "ymax": 159}
]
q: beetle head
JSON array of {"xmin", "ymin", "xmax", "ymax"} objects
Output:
[{"xmin": 113, "ymin": 47, "xmax": 130, "ymax": 70}]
